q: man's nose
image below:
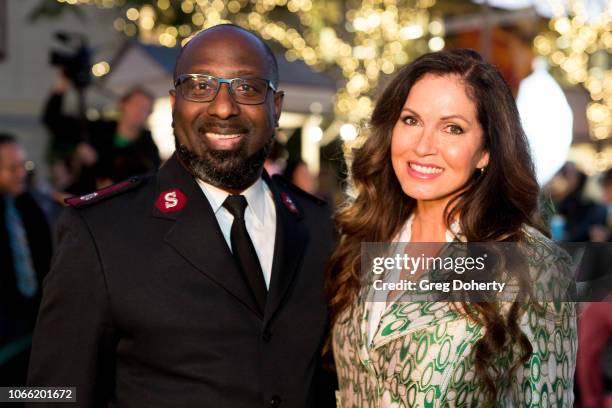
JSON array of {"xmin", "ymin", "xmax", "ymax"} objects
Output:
[{"xmin": 206, "ymin": 83, "xmax": 240, "ymax": 119}]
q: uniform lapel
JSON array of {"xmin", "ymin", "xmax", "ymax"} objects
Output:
[
  {"xmin": 153, "ymin": 155, "xmax": 263, "ymax": 319},
  {"xmin": 263, "ymin": 174, "xmax": 308, "ymax": 323}
]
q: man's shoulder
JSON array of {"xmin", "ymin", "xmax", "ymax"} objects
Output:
[
  {"xmin": 270, "ymin": 174, "xmax": 327, "ymax": 209},
  {"xmin": 64, "ymin": 175, "xmax": 154, "ymax": 211}
]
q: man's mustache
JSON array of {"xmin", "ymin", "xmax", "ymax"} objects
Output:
[{"xmin": 195, "ymin": 119, "xmax": 250, "ymax": 134}]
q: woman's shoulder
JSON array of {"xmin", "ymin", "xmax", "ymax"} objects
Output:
[
  {"xmin": 521, "ymin": 224, "xmax": 550, "ymax": 244},
  {"xmin": 520, "ymin": 224, "xmax": 572, "ymax": 266},
  {"xmin": 517, "ymin": 224, "xmax": 577, "ymax": 321}
]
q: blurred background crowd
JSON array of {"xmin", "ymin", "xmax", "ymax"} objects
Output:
[{"xmin": 0, "ymin": 0, "xmax": 610, "ymax": 406}]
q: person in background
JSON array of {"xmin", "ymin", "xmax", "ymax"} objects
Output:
[
  {"xmin": 588, "ymin": 169, "xmax": 612, "ymax": 242},
  {"xmin": 577, "ymin": 168, "xmax": 612, "ymax": 408},
  {"xmin": 0, "ymin": 134, "xmax": 52, "ymax": 387},
  {"xmin": 42, "ymin": 71, "xmax": 161, "ymax": 195},
  {"xmin": 548, "ymin": 162, "xmax": 607, "ymax": 241},
  {"xmin": 577, "ymin": 300, "xmax": 612, "ymax": 408},
  {"xmin": 603, "ymin": 169, "xmax": 612, "ymax": 229},
  {"xmin": 284, "ymin": 159, "xmax": 317, "ymax": 195},
  {"xmin": 263, "ymin": 140, "xmax": 287, "ymax": 176}
]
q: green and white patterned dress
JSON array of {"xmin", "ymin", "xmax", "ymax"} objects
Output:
[{"xmin": 332, "ymin": 224, "xmax": 577, "ymax": 408}]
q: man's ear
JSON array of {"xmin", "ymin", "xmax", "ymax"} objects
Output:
[
  {"xmin": 169, "ymin": 89, "xmax": 176, "ymax": 113},
  {"xmin": 273, "ymin": 91, "xmax": 284, "ymax": 126}
]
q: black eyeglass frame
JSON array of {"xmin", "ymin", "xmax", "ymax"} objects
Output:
[{"xmin": 174, "ymin": 73, "xmax": 278, "ymax": 105}]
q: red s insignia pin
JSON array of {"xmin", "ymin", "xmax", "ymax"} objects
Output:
[
  {"xmin": 281, "ymin": 192, "xmax": 299, "ymax": 215},
  {"xmin": 155, "ymin": 189, "xmax": 187, "ymax": 213}
]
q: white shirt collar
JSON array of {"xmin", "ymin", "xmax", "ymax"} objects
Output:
[{"xmin": 196, "ymin": 177, "xmax": 268, "ymax": 227}]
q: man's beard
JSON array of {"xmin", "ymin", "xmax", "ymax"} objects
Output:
[{"xmin": 175, "ymin": 134, "xmax": 273, "ymax": 191}]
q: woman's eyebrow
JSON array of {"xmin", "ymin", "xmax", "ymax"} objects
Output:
[
  {"xmin": 400, "ymin": 107, "xmax": 420, "ymax": 116},
  {"xmin": 440, "ymin": 114, "xmax": 471, "ymax": 124}
]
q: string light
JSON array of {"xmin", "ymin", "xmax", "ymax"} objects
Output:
[
  {"xmin": 339, "ymin": 123, "xmax": 358, "ymax": 141},
  {"xmin": 56, "ymin": 0, "xmax": 438, "ymax": 126},
  {"xmin": 91, "ymin": 61, "xmax": 110, "ymax": 77},
  {"xmin": 534, "ymin": 0, "xmax": 611, "ymax": 142}
]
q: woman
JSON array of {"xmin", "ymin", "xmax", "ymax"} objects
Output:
[{"xmin": 327, "ymin": 49, "xmax": 576, "ymax": 407}]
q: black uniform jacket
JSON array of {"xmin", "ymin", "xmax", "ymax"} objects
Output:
[{"xmin": 27, "ymin": 155, "xmax": 335, "ymax": 408}]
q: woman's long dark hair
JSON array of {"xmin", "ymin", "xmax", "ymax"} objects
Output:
[{"xmin": 325, "ymin": 49, "xmax": 548, "ymax": 403}]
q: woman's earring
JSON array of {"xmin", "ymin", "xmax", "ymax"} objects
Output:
[{"xmin": 480, "ymin": 167, "xmax": 485, "ymax": 174}]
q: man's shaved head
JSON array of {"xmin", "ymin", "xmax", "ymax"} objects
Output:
[{"xmin": 173, "ymin": 24, "xmax": 279, "ymax": 87}]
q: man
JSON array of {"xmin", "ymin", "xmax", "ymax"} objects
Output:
[
  {"xmin": 43, "ymin": 73, "xmax": 160, "ymax": 194},
  {"xmin": 28, "ymin": 25, "xmax": 335, "ymax": 407},
  {"xmin": 0, "ymin": 134, "xmax": 52, "ymax": 386}
]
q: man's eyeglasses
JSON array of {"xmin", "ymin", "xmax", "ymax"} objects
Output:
[{"xmin": 174, "ymin": 74, "xmax": 277, "ymax": 105}]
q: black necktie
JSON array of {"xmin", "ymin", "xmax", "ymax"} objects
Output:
[{"xmin": 223, "ymin": 195, "xmax": 267, "ymax": 314}]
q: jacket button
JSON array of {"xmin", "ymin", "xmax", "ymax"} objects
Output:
[
  {"xmin": 269, "ymin": 395, "xmax": 282, "ymax": 407},
  {"xmin": 262, "ymin": 329, "xmax": 272, "ymax": 342}
]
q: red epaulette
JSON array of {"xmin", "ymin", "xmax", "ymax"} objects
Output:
[{"xmin": 65, "ymin": 176, "xmax": 144, "ymax": 208}]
